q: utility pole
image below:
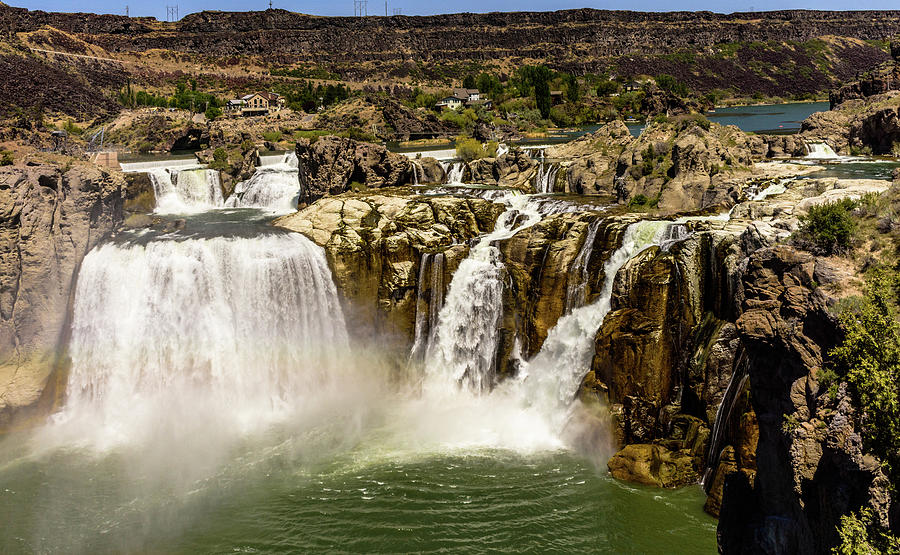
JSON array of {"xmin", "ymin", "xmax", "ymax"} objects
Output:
[
  {"xmin": 125, "ymin": 5, "xmax": 129, "ymax": 16},
  {"xmin": 385, "ymin": 0, "xmax": 387, "ymax": 16},
  {"xmin": 268, "ymin": 0, "xmax": 273, "ymax": 9},
  {"xmin": 166, "ymin": 5, "xmax": 178, "ymax": 22}
]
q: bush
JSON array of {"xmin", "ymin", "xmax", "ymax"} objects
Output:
[
  {"xmin": 796, "ymin": 198, "xmax": 857, "ymax": 255},
  {"xmin": 455, "ymin": 137, "xmax": 498, "ymax": 162},
  {"xmin": 205, "ymin": 106, "xmax": 222, "ymax": 121},
  {"xmin": 0, "ymin": 150, "xmax": 12, "ymax": 166},
  {"xmin": 834, "ymin": 508, "xmax": 900, "ymax": 554},
  {"xmin": 209, "ymin": 147, "xmax": 229, "ymax": 170},
  {"xmin": 262, "ymin": 131, "xmax": 283, "ymax": 143},
  {"xmin": 831, "ymin": 270, "xmax": 900, "ymax": 486}
]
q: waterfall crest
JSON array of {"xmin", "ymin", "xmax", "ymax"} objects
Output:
[
  {"xmin": 149, "ymin": 168, "xmax": 224, "ymax": 214},
  {"xmin": 62, "ymin": 230, "xmax": 350, "ymax": 441},
  {"xmin": 225, "ymin": 152, "xmax": 301, "ymax": 213}
]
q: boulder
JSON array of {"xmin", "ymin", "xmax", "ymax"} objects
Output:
[{"xmin": 608, "ymin": 443, "xmax": 698, "ymax": 488}]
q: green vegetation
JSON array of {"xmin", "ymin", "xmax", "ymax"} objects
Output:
[
  {"xmin": 455, "ymin": 136, "xmax": 497, "ymax": 162},
  {"xmin": 833, "ymin": 508, "xmax": 900, "ymax": 554},
  {"xmin": 205, "ymin": 106, "xmax": 222, "ymax": 121},
  {"xmin": 273, "ymin": 81, "xmax": 350, "ymax": 112},
  {"xmin": 0, "ymin": 150, "xmax": 13, "ymax": 166},
  {"xmin": 208, "ymin": 147, "xmax": 229, "ymax": 170},
  {"xmin": 118, "ymin": 79, "xmax": 222, "ymax": 113},
  {"xmin": 795, "ymin": 198, "xmax": 857, "ymax": 255},
  {"xmin": 628, "ymin": 193, "xmax": 660, "ymax": 209},
  {"xmin": 655, "ymin": 74, "xmax": 689, "ymax": 97},
  {"xmin": 830, "ymin": 270, "xmax": 900, "ymax": 486},
  {"xmin": 63, "ymin": 119, "xmax": 82, "ymax": 136},
  {"xmin": 261, "ymin": 131, "xmax": 283, "ymax": 143}
]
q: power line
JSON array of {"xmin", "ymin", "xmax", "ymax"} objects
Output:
[{"xmin": 353, "ymin": 0, "xmax": 367, "ymax": 16}]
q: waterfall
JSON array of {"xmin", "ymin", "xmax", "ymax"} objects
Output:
[
  {"xmin": 516, "ymin": 220, "xmax": 670, "ymax": 424},
  {"xmin": 408, "ymin": 252, "xmax": 445, "ymax": 365},
  {"xmin": 496, "ymin": 143, "xmax": 510, "ymax": 157},
  {"xmin": 565, "ymin": 218, "xmax": 602, "ymax": 313},
  {"xmin": 411, "ymin": 160, "xmax": 423, "ymax": 186},
  {"xmin": 751, "ymin": 180, "xmax": 788, "ymax": 201},
  {"xmin": 149, "ymin": 168, "xmax": 224, "ymax": 214},
  {"xmin": 659, "ymin": 223, "xmax": 691, "ymax": 252},
  {"xmin": 61, "ymin": 230, "xmax": 350, "ymax": 440},
  {"xmin": 533, "ymin": 163, "xmax": 560, "ymax": 194},
  {"xmin": 224, "ymin": 152, "xmax": 300, "ymax": 213},
  {"xmin": 445, "ymin": 162, "xmax": 466, "ymax": 184},
  {"xmin": 701, "ymin": 351, "xmax": 750, "ymax": 489},
  {"xmin": 804, "ymin": 142, "xmax": 838, "ymax": 159},
  {"xmin": 423, "ymin": 194, "xmax": 549, "ymax": 393}
]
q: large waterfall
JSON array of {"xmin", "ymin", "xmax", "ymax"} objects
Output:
[
  {"xmin": 149, "ymin": 168, "xmax": 224, "ymax": 214},
  {"xmin": 60, "ymin": 229, "xmax": 350, "ymax": 442},
  {"xmin": 225, "ymin": 152, "xmax": 301, "ymax": 212}
]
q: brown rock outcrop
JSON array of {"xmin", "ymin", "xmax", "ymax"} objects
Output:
[
  {"xmin": 0, "ymin": 161, "xmax": 124, "ymax": 431},
  {"xmin": 295, "ymin": 136, "xmax": 416, "ymax": 204}
]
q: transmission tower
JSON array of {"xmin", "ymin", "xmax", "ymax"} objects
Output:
[
  {"xmin": 166, "ymin": 5, "xmax": 179, "ymax": 22},
  {"xmin": 353, "ymin": 0, "xmax": 367, "ymax": 16},
  {"xmin": 125, "ymin": 5, "xmax": 129, "ymax": 16},
  {"xmin": 392, "ymin": 8, "xmax": 401, "ymax": 14}
]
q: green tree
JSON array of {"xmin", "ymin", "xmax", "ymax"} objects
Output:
[
  {"xmin": 596, "ymin": 80, "xmax": 620, "ymax": 97},
  {"xmin": 831, "ymin": 270, "xmax": 900, "ymax": 486},
  {"xmin": 797, "ymin": 198, "xmax": 857, "ymax": 255},
  {"xmin": 833, "ymin": 508, "xmax": 900, "ymax": 554},
  {"xmin": 565, "ymin": 73, "xmax": 580, "ymax": 103},
  {"xmin": 463, "ymin": 75, "xmax": 476, "ymax": 89},
  {"xmin": 655, "ymin": 74, "xmax": 689, "ymax": 97},
  {"xmin": 205, "ymin": 106, "xmax": 222, "ymax": 120}
]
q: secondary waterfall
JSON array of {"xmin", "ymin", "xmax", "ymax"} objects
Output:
[
  {"xmin": 411, "ymin": 160, "xmax": 424, "ymax": 186},
  {"xmin": 751, "ymin": 180, "xmax": 788, "ymax": 201},
  {"xmin": 423, "ymin": 194, "xmax": 552, "ymax": 393},
  {"xmin": 61, "ymin": 230, "xmax": 350, "ymax": 441},
  {"xmin": 225, "ymin": 152, "xmax": 301, "ymax": 212},
  {"xmin": 149, "ymin": 168, "xmax": 224, "ymax": 213},
  {"xmin": 805, "ymin": 142, "xmax": 838, "ymax": 159},
  {"xmin": 517, "ymin": 220, "xmax": 670, "ymax": 424},
  {"xmin": 444, "ymin": 162, "xmax": 466, "ymax": 184},
  {"xmin": 565, "ymin": 218, "xmax": 602, "ymax": 313},
  {"xmin": 408, "ymin": 252, "xmax": 445, "ymax": 365},
  {"xmin": 534, "ymin": 162, "xmax": 560, "ymax": 194}
]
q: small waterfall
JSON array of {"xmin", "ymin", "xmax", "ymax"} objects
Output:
[
  {"xmin": 408, "ymin": 253, "xmax": 445, "ymax": 365},
  {"xmin": 62, "ymin": 230, "xmax": 350, "ymax": 438},
  {"xmin": 444, "ymin": 162, "xmax": 466, "ymax": 184},
  {"xmin": 423, "ymin": 194, "xmax": 549, "ymax": 393},
  {"xmin": 565, "ymin": 218, "xmax": 602, "ymax": 313},
  {"xmin": 701, "ymin": 351, "xmax": 750, "ymax": 489},
  {"xmin": 533, "ymin": 163, "xmax": 560, "ymax": 194},
  {"xmin": 751, "ymin": 180, "xmax": 788, "ymax": 201},
  {"xmin": 804, "ymin": 142, "xmax": 838, "ymax": 159},
  {"xmin": 149, "ymin": 168, "xmax": 224, "ymax": 214},
  {"xmin": 517, "ymin": 220, "xmax": 670, "ymax": 423},
  {"xmin": 225, "ymin": 152, "xmax": 300, "ymax": 213},
  {"xmin": 659, "ymin": 223, "xmax": 691, "ymax": 252},
  {"xmin": 411, "ymin": 160, "xmax": 423, "ymax": 186},
  {"xmin": 496, "ymin": 143, "xmax": 510, "ymax": 157}
]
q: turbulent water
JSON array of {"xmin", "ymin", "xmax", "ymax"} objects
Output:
[
  {"xmin": 225, "ymin": 152, "xmax": 301, "ymax": 212},
  {"xmin": 0, "ymin": 186, "xmax": 719, "ymax": 553},
  {"xmin": 149, "ymin": 168, "xmax": 225, "ymax": 213}
]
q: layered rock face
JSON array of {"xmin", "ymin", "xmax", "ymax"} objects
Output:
[
  {"xmin": 0, "ymin": 162, "xmax": 124, "ymax": 431},
  {"xmin": 718, "ymin": 247, "xmax": 894, "ymax": 554},
  {"xmin": 275, "ymin": 190, "xmax": 505, "ymax": 361},
  {"xmin": 295, "ymin": 137, "xmax": 419, "ymax": 204},
  {"xmin": 547, "ymin": 119, "xmax": 765, "ymax": 211}
]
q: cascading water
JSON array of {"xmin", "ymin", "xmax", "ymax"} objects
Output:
[
  {"xmin": 60, "ymin": 229, "xmax": 350, "ymax": 442},
  {"xmin": 224, "ymin": 152, "xmax": 301, "ymax": 213},
  {"xmin": 444, "ymin": 162, "xmax": 466, "ymax": 184},
  {"xmin": 410, "ymin": 160, "xmax": 424, "ymax": 186},
  {"xmin": 423, "ymin": 194, "xmax": 550, "ymax": 393},
  {"xmin": 659, "ymin": 223, "xmax": 691, "ymax": 251},
  {"xmin": 751, "ymin": 180, "xmax": 788, "ymax": 201},
  {"xmin": 515, "ymin": 220, "xmax": 670, "ymax": 425},
  {"xmin": 534, "ymin": 162, "xmax": 560, "ymax": 194},
  {"xmin": 565, "ymin": 218, "xmax": 602, "ymax": 313},
  {"xmin": 408, "ymin": 252, "xmax": 445, "ymax": 366},
  {"xmin": 804, "ymin": 142, "xmax": 838, "ymax": 159},
  {"xmin": 149, "ymin": 168, "xmax": 224, "ymax": 214}
]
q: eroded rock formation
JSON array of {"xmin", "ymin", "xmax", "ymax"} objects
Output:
[{"xmin": 0, "ymin": 162, "xmax": 124, "ymax": 431}]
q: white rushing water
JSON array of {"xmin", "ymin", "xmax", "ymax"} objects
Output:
[
  {"xmin": 534, "ymin": 162, "xmax": 561, "ymax": 194},
  {"xmin": 408, "ymin": 252, "xmax": 445, "ymax": 366},
  {"xmin": 515, "ymin": 220, "xmax": 670, "ymax": 426},
  {"xmin": 225, "ymin": 152, "xmax": 301, "ymax": 213},
  {"xmin": 444, "ymin": 162, "xmax": 466, "ymax": 184},
  {"xmin": 565, "ymin": 218, "xmax": 602, "ymax": 313},
  {"xmin": 149, "ymin": 168, "xmax": 224, "ymax": 214},
  {"xmin": 751, "ymin": 180, "xmax": 788, "ymax": 201},
  {"xmin": 805, "ymin": 142, "xmax": 839, "ymax": 159},
  {"xmin": 59, "ymin": 231, "xmax": 351, "ymax": 446},
  {"xmin": 423, "ymin": 194, "xmax": 553, "ymax": 393}
]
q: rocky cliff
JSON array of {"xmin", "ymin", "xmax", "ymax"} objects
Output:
[{"xmin": 0, "ymin": 161, "xmax": 124, "ymax": 431}]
